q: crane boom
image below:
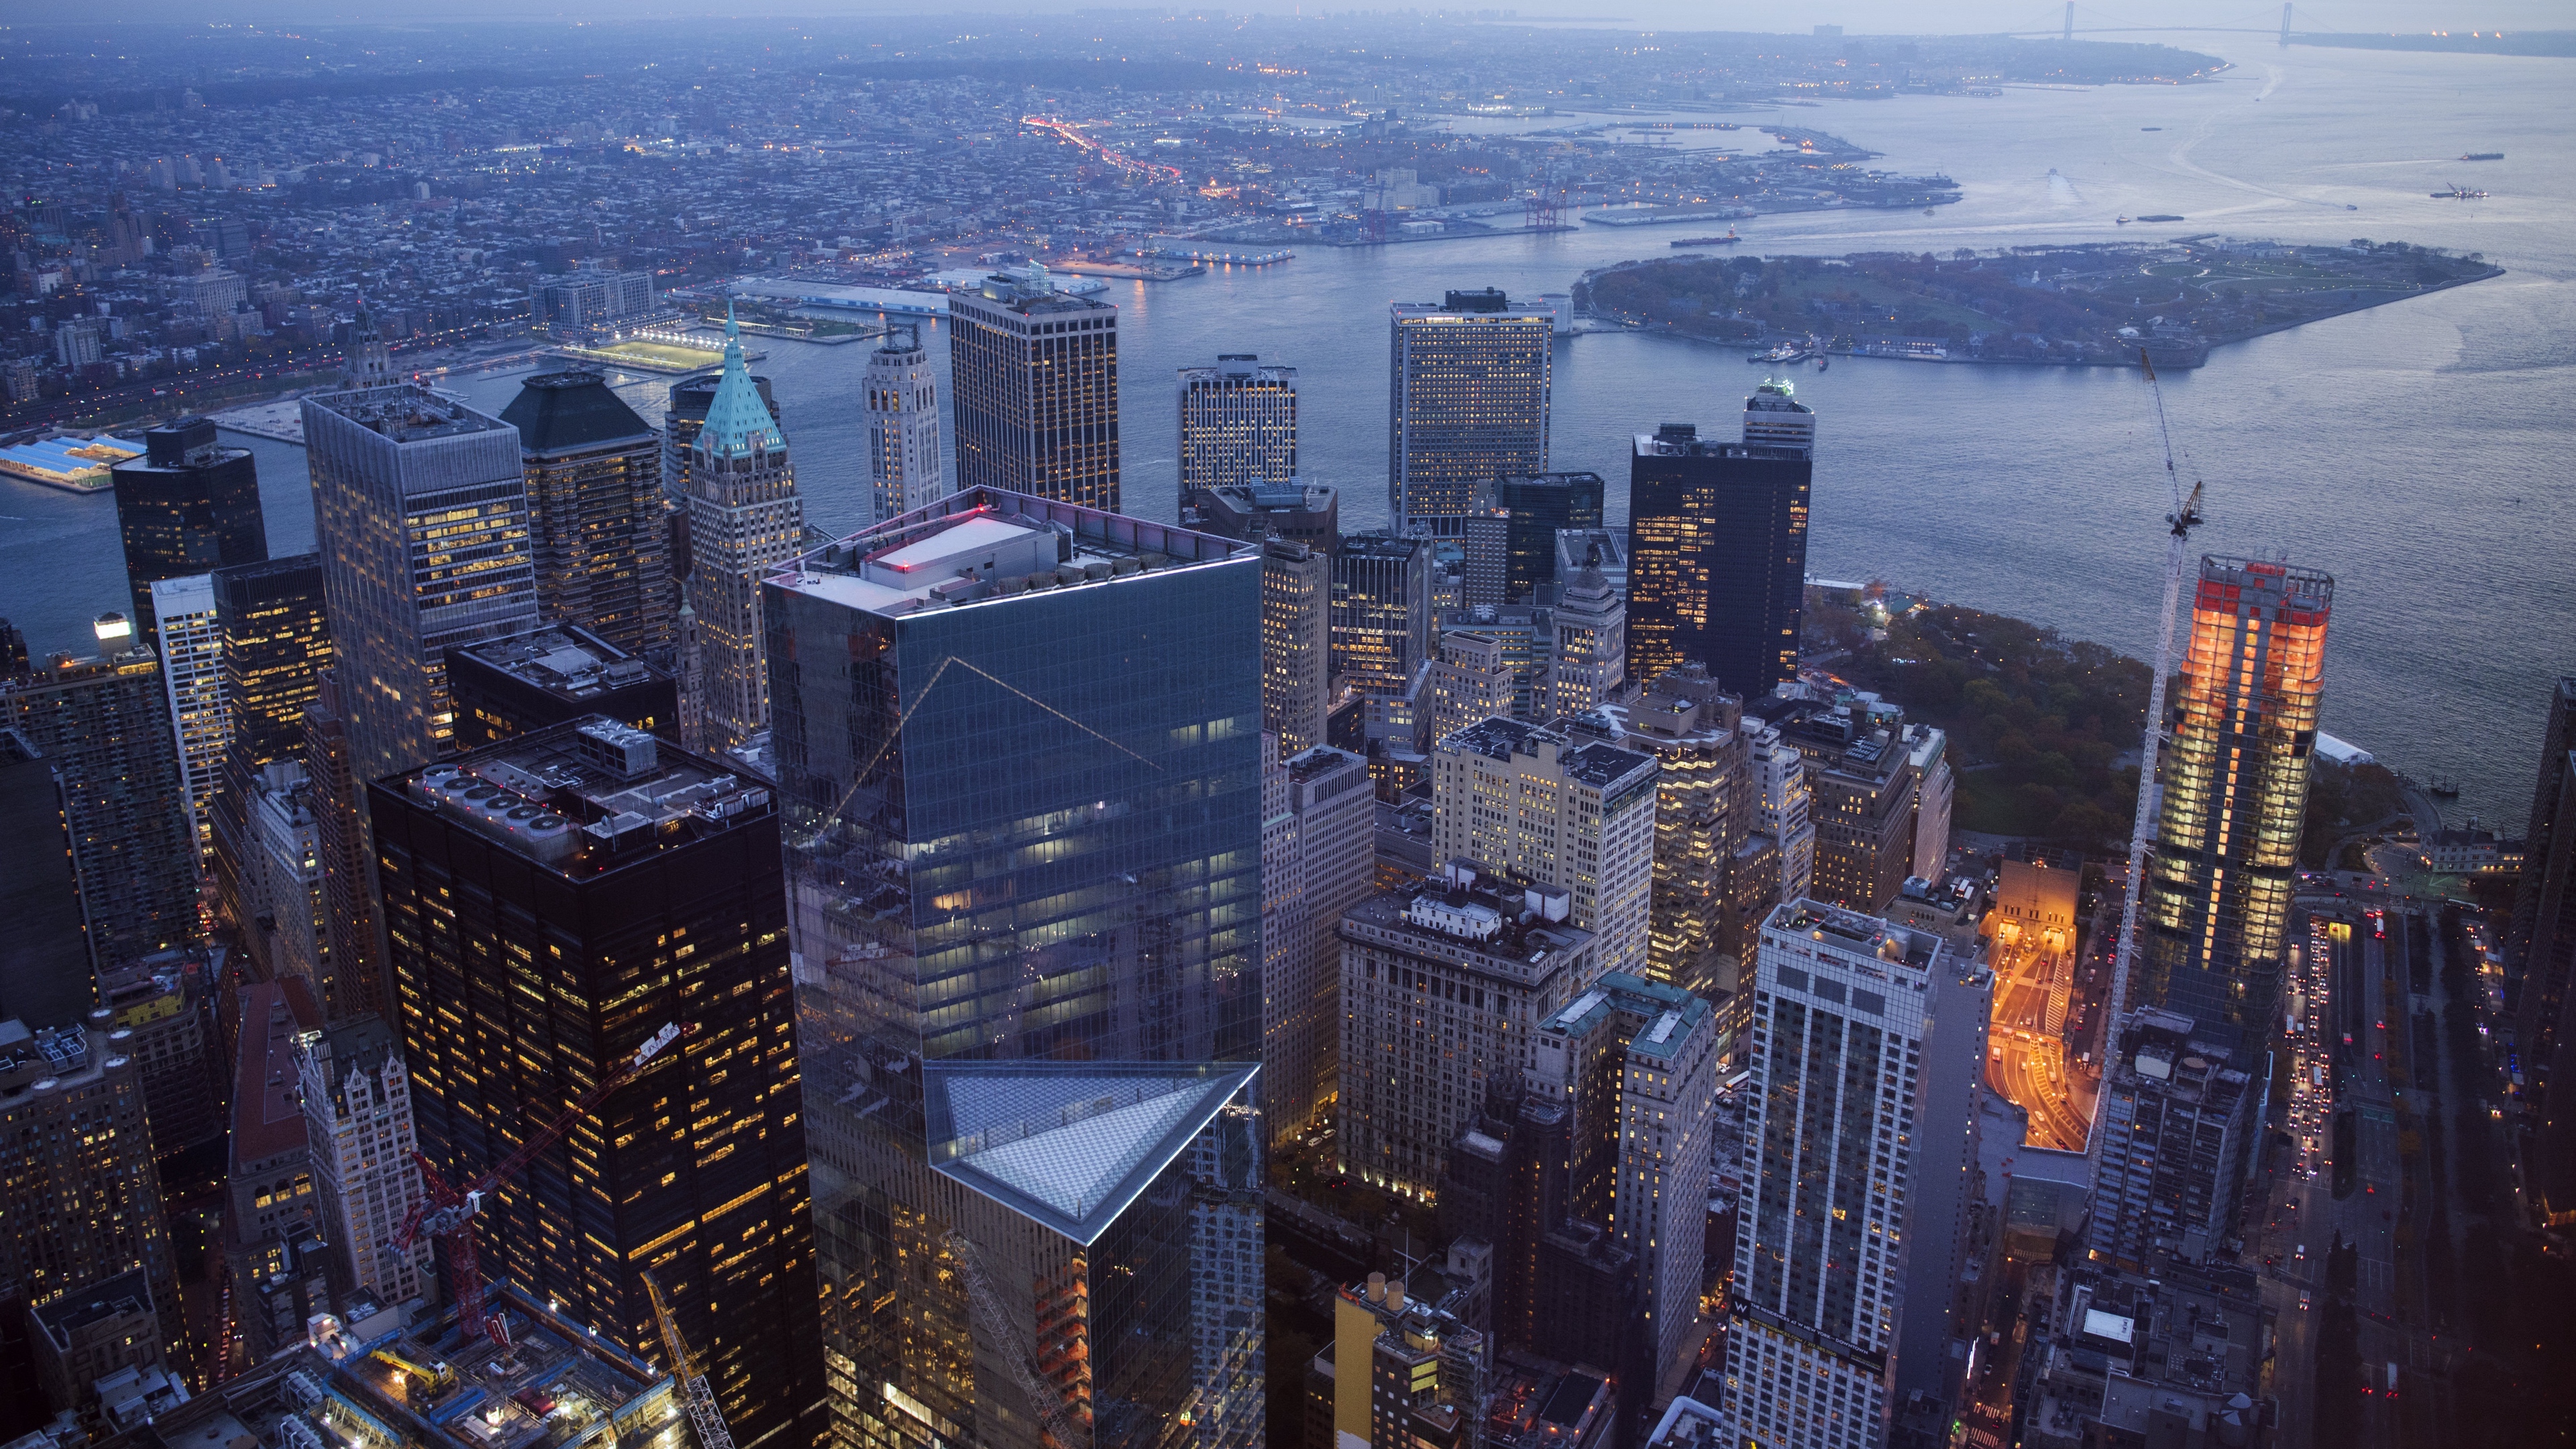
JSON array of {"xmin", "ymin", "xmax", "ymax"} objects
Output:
[
  {"xmin": 395, "ymin": 1021, "xmax": 692, "ymax": 1343},
  {"xmin": 642, "ymin": 1271, "xmax": 737, "ymax": 1449},
  {"xmin": 2092, "ymin": 352, "xmax": 2203, "ymax": 1167}
]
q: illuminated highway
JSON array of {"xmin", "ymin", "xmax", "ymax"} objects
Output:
[{"xmin": 1984, "ymin": 940, "xmax": 2092, "ymax": 1150}]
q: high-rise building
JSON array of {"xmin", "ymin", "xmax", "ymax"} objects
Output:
[
  {"xmin": 2086, "ymin": 1008, "xmax": 2257, "ymax": 1272},
  {"xmin": 1266, "ymin": 743, "xmax": 1374, "ymax": 1146},
  {"xmin": 343, "ymin": 300, "xmax": 398, "ymax": 388},
  {"xmin": 1757, "ymin": 700, "xmax": 1922, "ymax": 914},
  {"xmin": 1554, "ymin": 529, "xmax": 1627, "ymax": 601},
  {"xmin": 1532, "ymin": 971, "xmax": 1718, "ymax": 1388},
  {"xmin": 1331, "ymin": 530, "xmax": 1432, "ymax": 698},
  {"xmin": 1609, "ymin": 667, "xmax": 1760, "ymax": 998},
  {"xmin": 1751, "ymin": 718, "xmax": 1818, "ymax": 905},
  {"xmin": 3, "ymin": 625, "xmax": 200, "ymax": 971},
  {"xmin": 1318, "ymin": 1275, "xmax": 1489, "ymax": 1449},
  {"xmin": 150, "ymin": 572, "xmax": 225, "ymax": 863},
  {"xmin": 763, "ymin": 488, "xmax": 1264, "ymax": 1449},
  {"xmin": 370, "ymin": 718, "xmax": 823, "ymax": 1449},
  {"xmin": 501, "ymin": 370, "xmax": 674, "ymax": 657},
  {"xmin": 1477, "ymin": 472, "xmax": 1605, "ymax": 606},
  {"xmin": 108, "ymin": 417, "xmax": 265, "ymax": 635},
  {"xmin": 0, "ymin": 728, "xmax": 94, "ymax": 1029},
  {"xmin": 209, "ymin": 553, "xmax": 331, "ymax": 943},
  {"xmin": 294, "ymin": 1012, "xmax": 431, "ymax": 1311},
  {"xmin": 96, "ymin": 946, "xmax": 229, "ymax": 1177},
  {"xmin": 1626, "ymin": 389, "xmax": 1815, "ymax": 698},
  {"xmin": 1543, "ymin": 557, "xmax": 1624, "ymax": 718},
  {"xmin": 682, "ymin": 313, "xmax": 804, "ymax": 750},
  {"xmin": 1389, "ymin": 289, "xmax": 1554, "ymax": 525},
  {"xmin": 1261, "ymin": 538, "xmax": 1332, "ymax": 756},
  {"xmin": 445, "ymin": 623, "xmax": 680, "ymax": 748},
  {"xmin": 1725, "ymin": 902, "xmax": 1974, "ymax": 1449},
  {"xmin": 865, "ymin": 323, "xmax": 947, "ymax": 523},
  {"xmin": 299, "ymin": 670, "xmax": 385, "ymax": 1025},
  {"xmin": 0, "ymin": 1019, "xmax": 184, "ymax": 1358},
  {"xmin": 1428, "ymin": 631, "xmax": 1517, "ymax": 747},
  {"xmin": 948, "ymin": 264, "xmax": 1122, "ymax": 510},
  {"xmin": 1178, "ymin": 354, "xmax": 1297, "ymax": 519},
  {"xmin": 1431, "ymin": 716, "xmax": 1659, "ymax": 973},
  {"xmin": 665, "ymin": 366, "xmax": 780, "ymax": 507},
  {"xmin": 1338, "ymin": 869, "xmax": 1600, "ymax": 1197},
  {"xmin": 2137, "ymin": 557, "xmax": 2333, "ymax": 1053},
  {"xmin": 1907, "ymin": 727, "xmax": 1953, "ymax": 883},
  {"xmin": 2508, "ymin": 678, "xmax": 2576, "ymax": 1224},
  {"xmin": 240, "ymin": 763, "xmax": 329, "ymax": 1002},
  {"xmin": 537, "ymin": 260, "xmax": 657, "ymax": 336},
  {"xmin": 1439, "ymin": 602, "xmax": 1551, "ymax": 720},
  {"xmin": 1195, "ymin": 480, "xmax": 1339, "ymax": 553},
  {"xmin": 304, "ymin": 384, "xmax": 539, "ymax": 782}
]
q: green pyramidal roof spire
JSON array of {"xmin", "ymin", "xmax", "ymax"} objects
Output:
[{"xmin": 697, "ymin": 301, "xmax": 783, "ymax": 460}]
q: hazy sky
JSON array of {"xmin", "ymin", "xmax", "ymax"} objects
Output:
[{"xmin": 2, "ymin": 0, "xmax": 2565, "ymax": 33}]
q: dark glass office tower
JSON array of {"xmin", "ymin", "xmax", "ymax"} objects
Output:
[
  {"xmin": 2510, "ymin": 678, "xmax": 2576, "ymax": 1222},
  {"xmin": 109, "ymin": 417, "xmax": 266, "ymax": 635},
  {"xmin": 369, "ymin": 718, "xmax": 824, "ymax": 1449},
  {"xmin": 209, "ymin": 555, "xmax": 331, "ymax": 953},
  {"xmin": 1479, "ymin": 471, "xmax": 1603, "ymax": 605},
  {"xmin": 765, "ymin": 487, "xmax": 1265, "ymax": 1449},
  {"xmin": 1330, "ymin": 529, "xmax": 1432, "ymax": 698},
  {"xmin": 1625, "ymin": 389, "xmax": 1814, "ymax": 698}
]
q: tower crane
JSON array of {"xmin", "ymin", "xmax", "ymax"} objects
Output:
[
  {"xmin": 394, "ymin": 1020, "xmax": 693, "ymax": 1344},
  {"xmin": 641, "ymin": 1271, "xmax": 736, "ymax": 1449},
  {"xmin": 941, "ymin": 1231, "xmax": 1083, "ymax": 1449},
  {"xmin": 2091, "ymin": 350, "xmax": 2204, "ymax": 1167}
]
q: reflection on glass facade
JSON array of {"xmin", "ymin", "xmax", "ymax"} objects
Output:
[
  {"xmin": 2139, "ymin": 555, "xmax": 2333, "ymax": 1052},
  {"xmin": 766, "ymin": 487, "xmax": 1263, "ymax": 1449}
]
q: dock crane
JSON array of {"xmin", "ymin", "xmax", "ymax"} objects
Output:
[
  {"xmin": 641, "ymin": 1271, "xmax": 736, "ymax": 1449},
  {"xmin": 2092, "ymin": 350, "xmax": 2204, "ymax": 1169},
  {"xmin": 942, "ymin": 1231, "xmax": 1083, "ymax": 1449},
  {"xmin": 394, "ymin": 1021, "xmax": 693, "ymax": 1344}
]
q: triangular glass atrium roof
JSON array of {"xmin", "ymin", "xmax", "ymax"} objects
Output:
[{"xmin": 925, "ymin": 1060, "xmax": 1259, "ymax": 1246}]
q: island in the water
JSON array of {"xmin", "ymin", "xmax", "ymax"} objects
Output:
[{"xmin": 1575, "ymin": 238, "xmax": 2502, "ymax": 368}]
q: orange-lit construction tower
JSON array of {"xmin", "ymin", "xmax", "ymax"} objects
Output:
[{"xmin": 2137, "ymin": 555, "xmax": 2333, "ymax": 1054}]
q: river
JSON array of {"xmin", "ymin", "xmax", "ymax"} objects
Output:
[{"xmin": 3, "ymin": 33, "xmax": 2568, "ymax": 825}]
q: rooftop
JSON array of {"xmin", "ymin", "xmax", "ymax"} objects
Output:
[
  {"xmin": 1768, "ymin": 898, "xmax": 1940, "ymax": 969},
  {"xmin": 1542, "ymin": 971, "xmax": 1711, "ymax": 1063},
  {"xmin": 392, "ymin": 718, "xmax": 773, "ymax": 878},
  {"xmin": 498, "ymin": 371, "xmax": 654, "ymax": 455},
  {"xmin": 232, "ymin": 977, "xmax": 321, "ymax": 1169},
  {"xmin": 1436, "ymin": 715, "xmax": 1658, "ymax": 792},
  {"xmin": 450, "ymin": 625, "xmax": 663, "ymax": 703},
  {"xmin": 1632, "ymin": 425, "xmax": 1810, "ymax": 462},
  {"xmin": 319, "ymin": 1281, "xmax": 680, "ymax": 1449},
  {"xmin": 1343, "ymin": 875, "xmax": 1593, "ymax": 972},
  {"xmin": 307, "ymin": 384, "xmax": 511, "ymax": 444}
]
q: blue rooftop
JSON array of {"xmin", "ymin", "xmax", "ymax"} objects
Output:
[{"xmin": 694, "ymin": 305, "xmax": 784, "ymax": 460}]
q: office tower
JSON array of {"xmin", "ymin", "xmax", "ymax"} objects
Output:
[
  {"xmin": 1177, "ymin": 354, "xmax": 1296, "ymax": 520},
  {"xmin": 865, "ymin": 323, "xmax": 946, "ymax": 522},
  {"xmin": 1626, "ymin": 389, "xmax": 1815, "ymax": 697},
  {"xmin": 108, "ymin": 417, "xmax": 264, "ymax": 635},
  {"xmin": 209, "ymin": 553, "xmax": 332, "ymax": 942},
  {"xmin": 227, "ymin": 976, "xmax": 321, "ymax": 1246},
  {"xmin": 2086, "ymin": 1008, "xmax": 2257, "ymax": 1270},
  {"xmin": 95, "ymin": 946, "xmax": 228, "ymax": 1177},
  {"xmin": 1479, "ymin": 472, "xmax": 1605, "ymax": 605},
  {"xmin": 948, "ymin": 263, "xmax": 1122, "ymax": 509},
  {"xmin": 1544, "ymin": 556, "xmax": 1624, "ymax": 718},
  {"xmin": 682, "ymin": 313, "xmax": 804, "ymax": 751},
  {"xmin": 1428, "ymin": 631, "xmax": 1517, "ymax": 747},
  {"xmin": 445, "ymin": 623, "xmax": 679, "ymax": 747},
  {"xmin": 665, "ymin": 366, "xmax": 780, "ymax": 505},
  {"xmin": 371, "ymin": 718, "xmax": 823, "ymax": 1448},
  {"xmin": 502, "ymin": 370, "xmax": 674, "ymax": 657},
  {"xmin": 295, "ymin": 1012, "xmax": 431, "ymax": 1309},
  {"xmin": 2508, "ymin": 678, "xmax": 2576, "ymax": 1222},
  {"xmin": 763, "ymin": 488, "xmax": 1263, "ymax": 1449},
  {"xmin": 1440, "ymin": 602, "xmax": 1550, "ymax": 720},
  {"xmin": 1388, "ymin": 288, "xmax": 1554, "ymax": 525},
  {"xmin": 1725, "ymin": 902, "xmax": 1963, "ymax": 1449},
  {"xmin": 1331, "ymin": 530, "xmax": 1432, "ymax": 697},
  {"xmin": 0, "ymin": 729, "xmax": 93, "ymax": 1028},
  {"xmin": 3, "ymin": 625, "xmax": 200, "ymax": 971},
  {"xmin": 1532, "ymin": 971, "xmax": 1717, "ymax": 1401},
  {"xmin": 1338, "ymin": 869, "xmax": 1600, "ymax": 1196},
  {"xmin": 1187, "ymin": 1106, "xmax": 1267, "ymax": 1449},
  {"xmin": 343, "ymin": 299, "xmax": 398, "ymax": 388},
  {"xmin": 299, "ymin": 670, "xmax": 384, "ymax": 1024},
  {"xmin": 1890, "ymin": 945, "xmax": 1992, "ymax": 1434},
  {"xmin": 1267, "ymin": 744, "xmax": 1374, "ymax": 1147},
  {"xmin": 305, "ymin": 384, "xmax": 539, "ymax": 782},
  {"xmin": 239, "ymin": 763, "xmax": 329, "ymax": 1001},
  {"xmin": 1196, "ymin": 480, "xmax": 1339, "ymax": 552},
  {"xmin": 1554, "ymin": 529, "xmax": 1627, "ymax": 600},
  {"xmin": 1907, "ymin": 726, "xmax": 1953, "ymax": 881},
  {"xmin": 33, "ymin": 1267, "xmax": 182, "ymax": 1434},
  {"xmin": 0, "ymin": 1018, "xmax": 185, "ymax": 1358},
  {"xmin": 1319, "ymin": 1275, "xmax": 1489, "ymax": 1449},
  {"xmin": 0, "ymin": 616, "xmax": 28, "ymax": 681},
  {"xmin": 1262, "ymin": 538, "xmax": 1332, "ymax": 756},
  {"xmin": 1752, "ymin": 718, "xmax": 1817, "ymax": 904},
  {"xmin": 1615, "ymin": 667, "xmax": 1758, "ymax": 997},
  {"xmin": 2136, "ymin": 557, "xmax": 2333, "ymax": 1051},
  {"xmin": 1460, "ymin": 495, "xmax": 1511, "ymax": 609},
  {"xmin": 1759, "ymin": 700, "xmax": 1921, "ymax": 912},
  {"xmin": 1431, "ymin": 717, "xmax": 1658, "ymax": 972},
  {"xmin": 150, "ymin": 572, "xmax": 225, "ymax": 863}
]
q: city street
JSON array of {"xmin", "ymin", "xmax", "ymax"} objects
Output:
[{"xmin": 1984, "ymin": 941, "xmax": 2092, "ymax": 1150}]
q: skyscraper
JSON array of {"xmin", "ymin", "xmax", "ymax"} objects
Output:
[
  {"xmin": 1178, "ymin": 354, "xmax": 1296, "ymax": 519},
  {"xmin": 1626, "ymin": 387, "xmax": 1816, "ymax": 698},
  {"xmin": 949, "ymin": 264, "xmax": 1122, "ymax": 510},
  {"xmin": 665, "ymin": 366, "xmax": 780, "ymax": 507},
  {"xmin": 211, "ymin": 553, "xmax": 331, "ymax": 780},
  {"xmin": 763, "ymin": 487, "xmax": 1264, "ymax": 1449},
  {"xmin": 865, "ymin": 323, "xmax": 946, "ymax": 523},
  {"xmin": 1266, "ymin": 743, "xmax": 1374, "ymax": 1147},
  {"xmin": 1330, "ymin": 530, "xmax": 1432, "ymax": 698},
  {"xmin": 1262, "ymin": 537, "xmax": 1331, "ymax": 756},
  {"xmin": 2086, "ymin": 1008, "xmax": 2257, "ymax": 1271},
  {"xmin": 370, "ymin": 719, "xmax": 823, "ymax": 1449},
  {"xmin": 304, "ymin": 384, "xmax": 539, "ymax": 782},
  {"xmin": 2508, "ymin": 678, "xmax": 2576, "ymax": 1222},
  {"xmin": 108, "ymin": 417, "xmax": 265, "ymax": 635},
  {"xmin": 445, "ymin": 623, "xmax": 679, "ymax": 748},
  {"xmin": 1427, "ymin": 631, "xmax": 1517, "ymax": 747},
  {"xmin": 1542, "ymin": 557, "xmax": 1624, "ymax": 718},
  {"xmin": 1389, "ymin": 289, "xmax": 1554, "ymax": 525},
  {"xmin": 0, "ymin": 729, "xmax": 93, "ymax": 1029},
  {"xmin": 294, "ymin": 1014, "xmax": 432, "ymax": 1318},
  {"xmin": 684, "ymin": 312, "xmax": 804, "ymax": 751},
  {"xmin": 1431, "ymin": 716, "xmax": 1659, "ymax": 973},
  {"xmin": 299, "ymin": 670, "xmax": 386, "ymax": 1024},
  {"xmin": 3, "ymin": 623, "xmax": 200, "ymax": 971},
  {"xmin": 1478, "ymin": 472, "xmax": 1605, "ymax": 606},
  {"xmin": 501, "ymin": 370, "xmax": 674, "ymax": 657},
  {"xmin": 1611, "ymin": 667, "xmax": 1759, "ymax": 998},
  {"xmin": 150, "ymin": 572, "xmax": 225, "ymax": 864},
  {"xmin": 2137, "ymin": 556, "xmax": 2333, "ymax": 1052}
]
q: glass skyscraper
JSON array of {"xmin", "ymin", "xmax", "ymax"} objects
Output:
[
  {"xmin": 2137, "ymin": 555, "xmax": 2334, "ymax": 1054},
  {"xmin": 109, "ymin": 417, "xmax": 266, "ymax": 635},
  {"xmin": 1625, "ymin": 386, "xmax": 1815, "ymax": 699},
  {"xmin": 765, "ymin": 486, "xmax": 1263, "ymax": 1449}
]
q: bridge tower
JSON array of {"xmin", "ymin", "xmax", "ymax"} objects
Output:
[
  {"xmin": 2062, "ymin": 1, "xmax": 2074, "ymax": 42},
  {"xmin": 2279, "ymin": 2, "xmax": 2293, "ymax": 46}
]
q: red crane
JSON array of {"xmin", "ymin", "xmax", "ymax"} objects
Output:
[{"xmin": 395, "ymin": 1020, "xmax": 692, "ymax": 1344}]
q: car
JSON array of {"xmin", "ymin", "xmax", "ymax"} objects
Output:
[
  {"xmin": 2300, "ymin": 1292, "xmax": 2311, "ymax": 1311},
  {"xmin": 2296, "ymin": 1244, "xmax": 2307, "ymax": 1259}
]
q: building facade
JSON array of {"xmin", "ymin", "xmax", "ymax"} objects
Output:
[
  {"xmin": 1330, "ymin": 530, "xmax": 1432, "ymax": 699},
  {"xmin": 763, "ymin": 488, "xmax": 1265, "ymax": 1449},
  {"xmin": 1261, "ymin": 538, "xmax": 1332, "ymax": 757},
  {"xmin": 501, "ymin": 370, "xmax": 675, "ymax": 658},
  {"xmin": 2509, "ymin": 678, "xmax": 2576, "ymax": 1224},
  {"xmin": 108, "ymin": 417, "xmax": 265, "ymax": 635},
  {"xmin": 294, "ymin": 1012, "xmax": 431, "ymax": 1311},
  {"xmin": 1543, "ymin": 559, "xmax": 1625, "ymax": 719},
  {"xmin": 865, "ymin": 323, "xmax": 947, "ymax": 523},
  {"xmin": 948, "ymin": 264, "xmax": 1122, "ymax": 510},
  {"xmin": 1625, "ymin": 387, "xmax": 1815, "ymax": 698},
  {"xmin": 1177, "ymin": 354, "xmax": 1296, "ymax": 519},
  {"xmin": 1430, "ymin": 716, "xmax": 1659, "ymax": 973},
  {"xmin": 1609, "ymin": 668, "xmax": 1761, "ymax": 998},
  {"xmin": 1389, "ymin": 290, "xmax": 1554, "ymax": 525},
  {"xmin": 209, "ymin": 553, "xmax": 332, "ymax": 947},
  {"xmin": 149, "ymin": 572, "xmax": 225, "ymax": 864},
  {"xmin": 2086, "ymin": 1008, "xmax": 2257, "ymax": 1270},
  {"xmin": 682, "ymin": 313, "xmax": 805, "ymax": 751},
  {"xmin": 1477, "ymin": 472, "xmax": 1605, "ymax": 606},
  {"xmin": 1266, "ymin": 744, "xmax": 1375, "ymax": 1147}
]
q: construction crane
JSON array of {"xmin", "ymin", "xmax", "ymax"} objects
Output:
[
  {"xmin": 942, "ymin": 1231, "xmax": 1082, "ymax": 1449},
  {"xmin": 368, "ymin": 1347, "xmax": 456, "ymax": 1395},
  {"xmin": 394, "ymin": 1021, "xmax": 693, "ymax": 1344},
  {"xmin": 641, "ymin": 1271, "xmax": 736, "ymax": 1449},
  {"xmin": 2091, "ymin": 349, "xmax": 2204, "ymax": 1169}
]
